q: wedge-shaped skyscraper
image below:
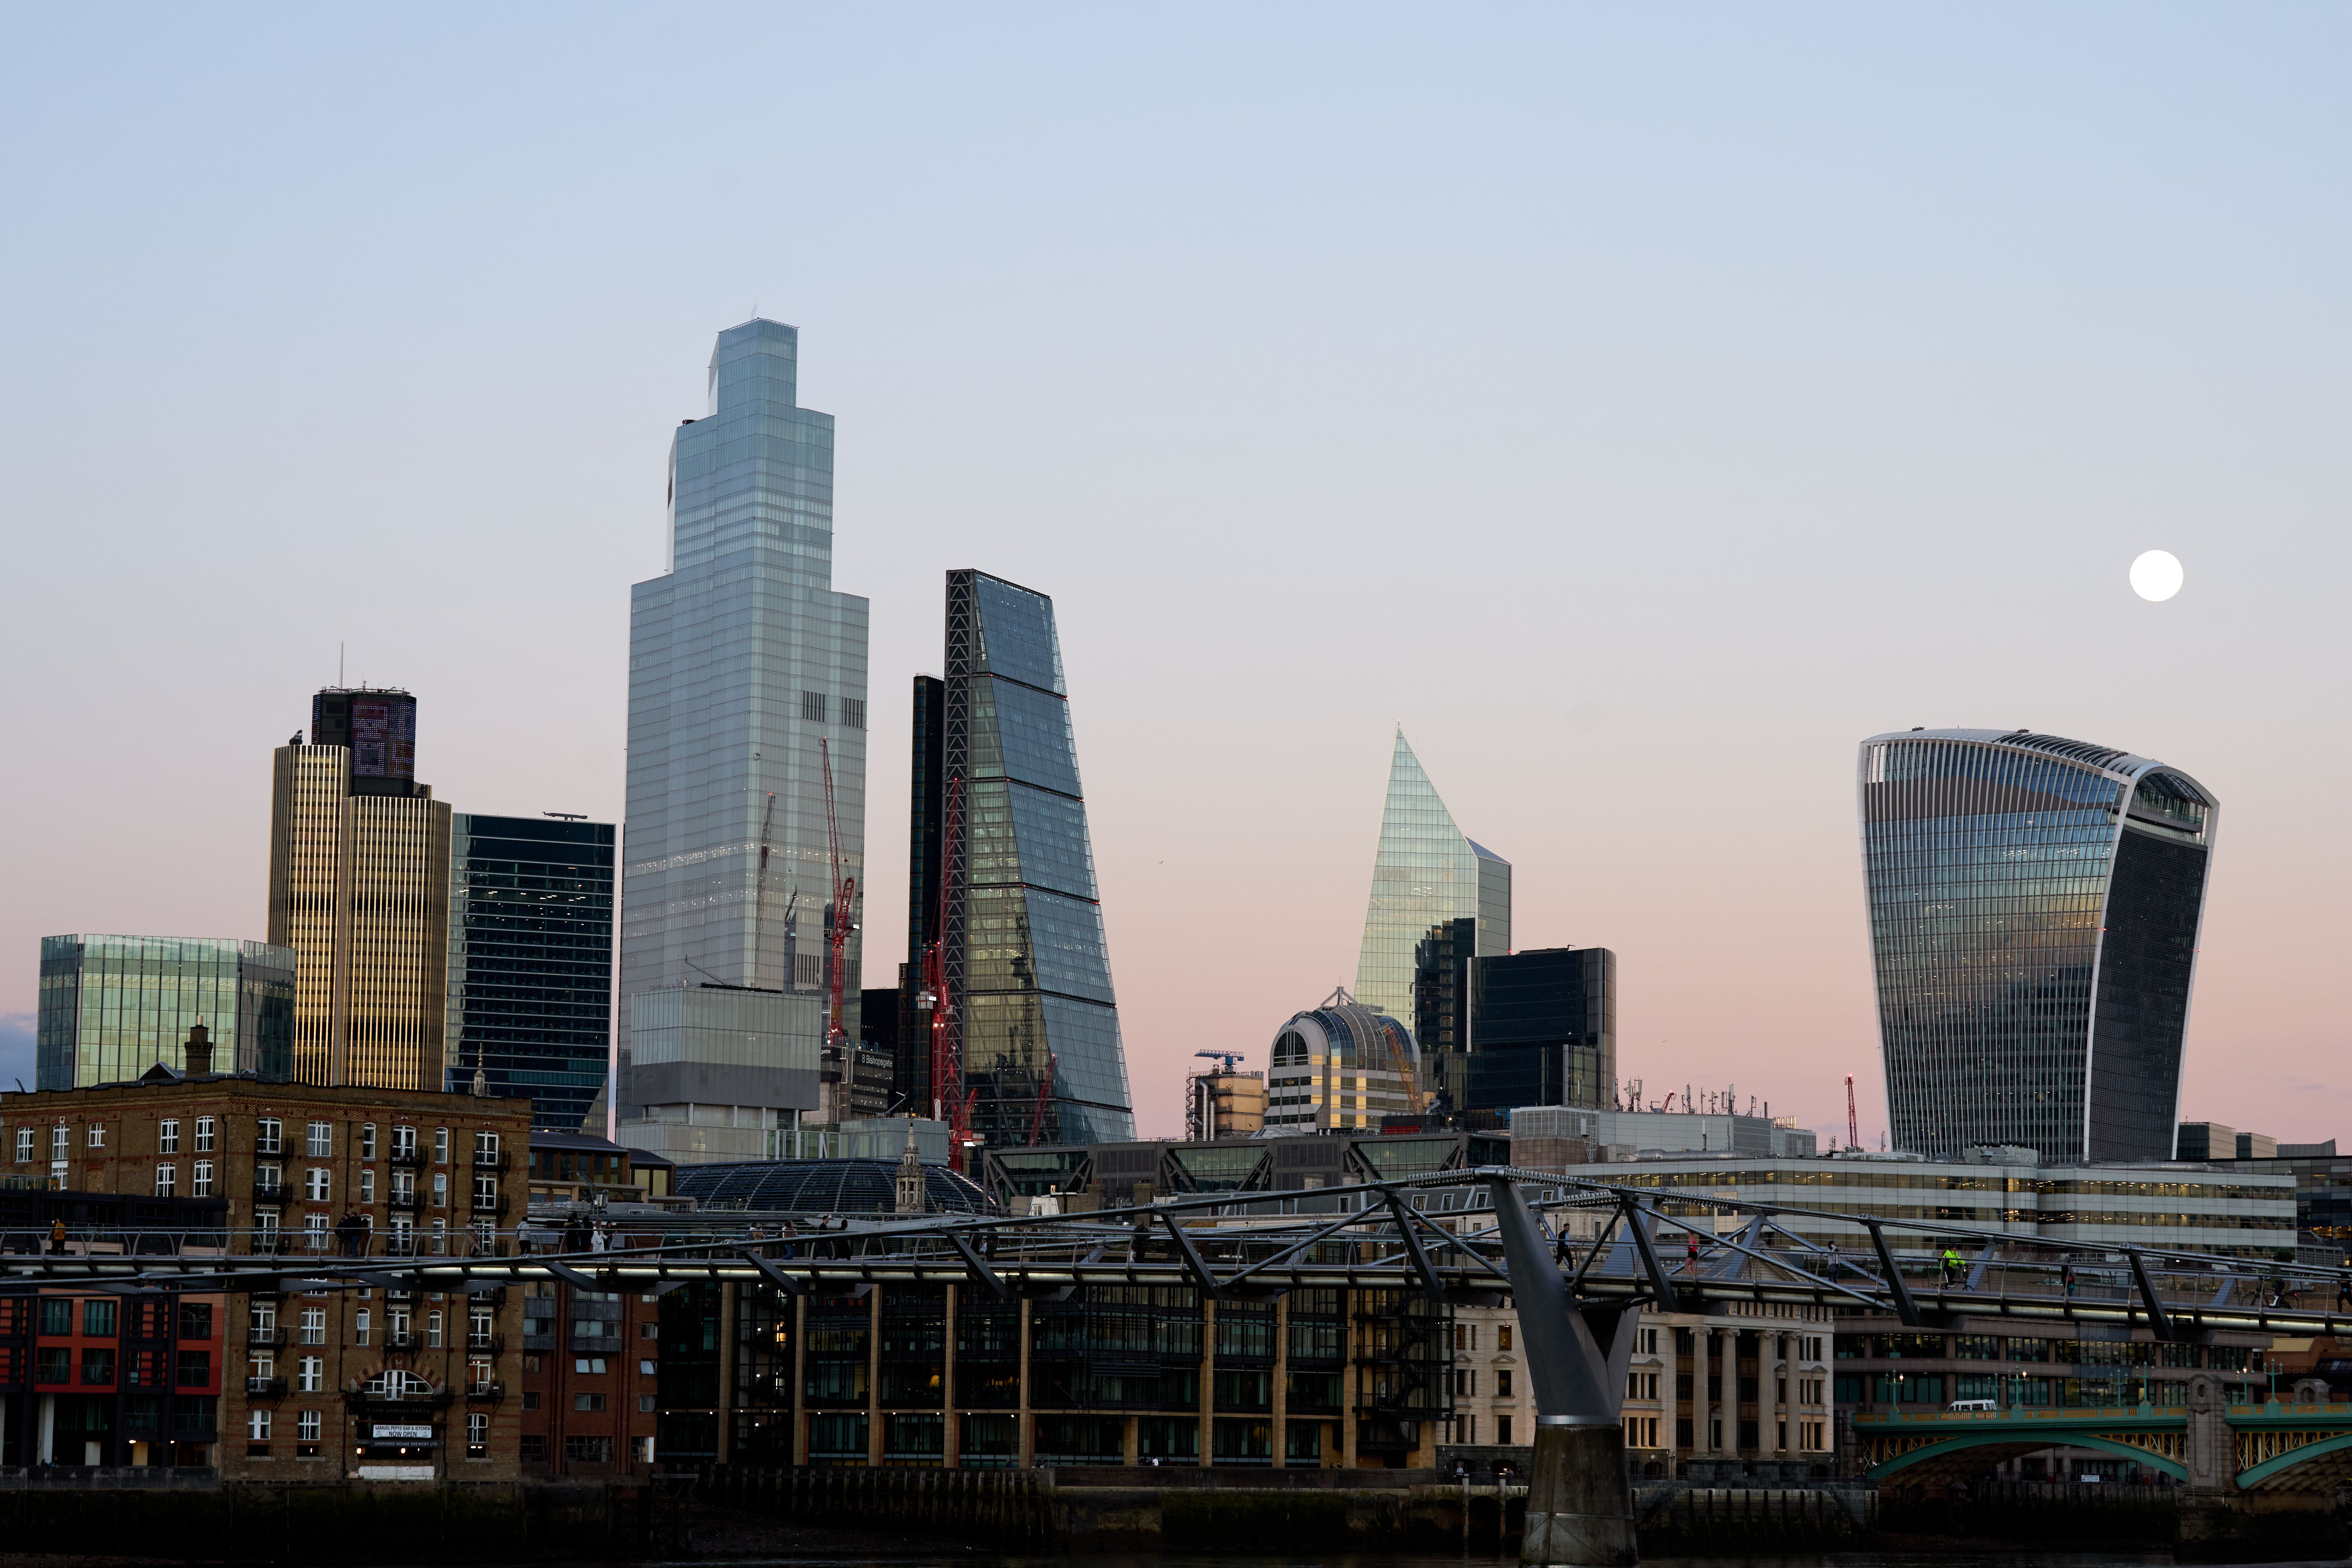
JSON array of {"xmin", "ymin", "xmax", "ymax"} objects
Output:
[
  {"xmin": 1859, "ymin": 728, "xmax": 2217, "ymax": 1163},
  {"xmin": 909, "ymin": 571, "xmax": 1133, "ymax": 1147},
  {"xmin": 617, "ymin": 320, "xmax": 867, "ymax": 1161}
]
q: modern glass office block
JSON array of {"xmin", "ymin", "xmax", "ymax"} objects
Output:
[
  {"xmin": 1353, "ymin": 729, "xmax": 1510, "ymax": 1021},
  {"xmin": 36, "ymin": 935, "xmax": 294, "ymax": 1088},
  {"xmin": 1464, "ymin": 946, "xmax": 1615, "ymax": 1114},
  {"xmin": 444, "ymin": 814, "xmax": 615, "ymax": 1129},
  {"xmin": 619, "ymin": 320, "xmax": 867, "ymax": 1139},
  {"xmin": 1264, "ymin": 991, "xmax": 1421, "ymax": 1133},
  {"xmin": 917, "ymin": 569, "xmax": 1134, "ymax": 1147},
  {"xmin": 1859, "ymin": 729, "xmax": 2217, "ymax": 1163}
]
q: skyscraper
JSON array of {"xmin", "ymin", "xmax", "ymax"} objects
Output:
[
  {"xmin": 1353, "ymin": 729, "xmax": 1510, "ymax": 1096},
  {"xmin": 616, "ymin": 320, "xmax": 866, "ymax": 1163},
  {"xmin": 1859, "ymin": 728, "xmax": 2218, "ymax": 1163},
  {"xmin": 268, "ymin": 686, "xmax": 452, "ymax": 1091},
  {"xmin": 907, "ymin": 570, "xmax": 1134, "ymax": 1148},
  {"xmin": 445, "ymin": 813, "xmax": 615, "ymax": 1129},
  {"xmin": 1463, "ymin": 946, "xmax": 1615, "ymax": 1114},
  {"xmin": 36, "ymin": 935, "xmax": 294, "ymax": 1089}
]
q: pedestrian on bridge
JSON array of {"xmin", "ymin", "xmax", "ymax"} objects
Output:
[
  {"xmin": 1942, "ymin": 1247, "xmax": 1964, "ymax": 1287},
  {"xmin": 2335, "ymin": 1262, "xmax": 2350, "ymax": 1314}
]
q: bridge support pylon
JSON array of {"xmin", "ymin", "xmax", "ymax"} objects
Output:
[{"xmin": 1485, "ymin": 1177, "xmax": 1640, "ymax": 1567}]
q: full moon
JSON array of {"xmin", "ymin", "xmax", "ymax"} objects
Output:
[{"xmin": 2129, "ymin": 549, "xmax": 2184, "ymax": 602}]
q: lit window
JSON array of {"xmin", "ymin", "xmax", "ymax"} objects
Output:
[{"xmin": 467, "ymin": 1410, "xmax": 488, "ymax": 1458}]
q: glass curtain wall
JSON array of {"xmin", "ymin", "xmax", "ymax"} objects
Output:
[
  {"xmin": 1353, "ymin": 729, "xmax": 1509, "ymax": 1021},
  {"xmin": 36, "ymin": 935, "xmax": 294, "ymax": 1088}
]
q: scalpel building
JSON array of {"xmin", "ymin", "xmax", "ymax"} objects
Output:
[{"xmin": 1858, "ymin": 729, "xmax": 2217, "ymax": 1164}]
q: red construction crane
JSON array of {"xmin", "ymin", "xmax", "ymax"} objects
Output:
[
  {"xmin": 1845, "ymin": 1074, "xmax": 1860, "ymax": 1152},
  {"xmin": 819, "ymin": 739, "xmax": 857, "ymax": 1054},
  {"xmin": 918, "ymin": 774, "xmax": 973, "ymax": 1159},
  {"xmin": 1026, "ymin": 1052, "xmax": 1058, "ymax": 1147}
]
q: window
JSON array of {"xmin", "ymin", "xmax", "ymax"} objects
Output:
[
  {"xmin": 575, "ymin": 1357, "xmax": 607, "ymax": 1374},
  {"xmin": 467, "ymin": 1411, "xmax": 487, "ymax": 1458},
  {"xmin": 360, "ymin": 1169, "xmax": 376, "ymax": 1202},
  {"xmin": 639, "ymin": 1395, "xmax": 657, "ymax": 1413},
  {"xmin": 87, "ymin": 1123, "xmax": 105, "ymax": 1149},
  {"xmin": 154, "ymin": 1163, "xmax": 177, "ymax": 1197},
  {"xmin": 574, "ymin": 1392, "xmax": 607, "ymax": 1412},
  {"xmin": 468, "ymin": 1359, "xmax": 492, "ymax": 1391},
  {"xmin": 389, "ymin": 1309, "xmax": 412, "ymax": 1344},
  {"xmin": 842, "ymin": 697, "xmax": 866, "ymax": 729},
  {"xmin": 248, "ymin": 1409, "xmax": 272, "ymax": 1441},
  {"xmin": 434, "ymin": 1128, "xmax": 449, "ymax": 1164},
  {"xmin": 305, "ymin": 1213, "xmax": 329, "ymax": 1251},
  {"xmin": 632, "ymin": 1436, "xmax": 654, "ymax": 1463},
  {"xmin": 194, "ymin": 1116, "xmax": 215, "ymax": 1152},
  {"xmin": 52, "ymin": 1123, "xmax": 68, "ymax": 1159},
  {"xmin": 85, "ymin": 1299, "xmax": 117, "ymax": 1336},
  {"xmin": 640, "ymin": 1322, "xmax": 658, "ymax": 1340},
  {"xmin": 255, "ymin": 1118, "xmax": 281, "ymax": 1156},
  {"xmin": 639, "ymin": 1359, "xmax": 656, "ymax": 1377},
  {"xmin": 298, "ymin": 1357, "xmax": 323, "ymax": 1393},
  {"xmin": 565, "ymin": 1436, "xmax": 613, "ymax": 1463},
  {"xmin": 392, "ymin": 1125, "xmax": 418, "ymax": 1160},
  {"xmin": 306, "ymin": 1168, "xmax": 331, "ymax": 1201},
  {"xmin": 475, "ymin": 1131, "xmax": 500, "ymax": 1162},
  {"xmin": 520, "ymin": 1435, "xmax": 547, "ymax": 1462},
  {"xmin": 193, "ymin": 1159, "xmax": 214, "ymax": 1197},
  {"xmin": 361, "ymin": 1124, "xmax": 377, "ymax": 1159},
  {"xmin": 179, "ymin": 1301, "xmax": 212, "ymax": 1339},
  {"xmin": 299, "ymin": 1308, "xmax": 326, "ymax": 1345},
  {"xmin": 354, "ymin": 1309, "xmax": 371, "ymax": 1346},
  {"xmin": 471, "ymin": 1309, "xmax": 495, "ymax": 1348},
  {"xmin": 474, "ymin": 1174, "xmax": 499, "ymax": 1210},
  {"xmin": 433, "ymin": 1172, "xmax": 448, "ymax": 1207},
  {"xmin": 81, "ymin": 1348, "xmax": 116, "ymax": 1384},
  {"xmin": 522, "ymin": 1391, "xmax": 540, "ymax": 1411},
  {"xmin": 305, "ymin": 1121, "xmax": 331, "ymax": 1157},
  {"xmin": 158, "ymin": 1120, "xmax": 180, "ymax": 1154},
  {"xmin": 432, "ymin": 1219, "xmax": 448, "ymax": 1255},
  {"xmin": 176, "ymin": 1350, "xmax": 210, "ymax": 1386},
  {"xmin": 801, "ymin": 690, "xmax": 828, "ymax": 722},
  {"xmin": 12, "ymin": 1127, "xmax": 30, "ymax": 1162},
  {"xmin": 1499, "ymin": 1326, "xmax": 1513, "ymax": 1351},
  {"xmin": 1497, "ymin": 1370, "xmax": 1513, "ymax": 1398},
  {"xmin": 428, "ymin": 1312, "xmax": 443, "ymax": 1349},
  {"xmin": 36, "ymin": 1348, "xmax": 69, "ymax": 1383},
  {"xmin": 298, "ymin": 1410, "xmax": 322, "ymax": 1442}
]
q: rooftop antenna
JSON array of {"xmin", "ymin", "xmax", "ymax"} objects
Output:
[{"xmin": 339, "ymin": 642, "xmax": 344, "ymax": 686}]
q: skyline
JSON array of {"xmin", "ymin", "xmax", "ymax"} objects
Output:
[{"xmin": 5, "ymin": 8, "xmax": 2350, "ymax": 1149}]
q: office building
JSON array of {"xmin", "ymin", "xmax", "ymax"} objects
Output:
[
  {"xmin": 445, "ymin": 813, "xmax": 616, "ymax": 1129},
  {"xmin": 1354, "ymin": 729, "xmax": 1509, "ymax": 1023},
  {"xmin": 1462, "ymin": 945, "xmax": 1615, "ymax": 1114},
  {"xmin": 269, "ymin": 686, "xmax": 454, "ymax": 1091},
  {"xmin": 907, "ymin": 570, "xmax": 1134, "ymax": 1148},
  {"xmin": 617, "ymin": 320, "xmax": 866, "ymax": 1163},
  {"xmin": 1859, "ymin": 729, "xmax": 2217, "ymax": 1163},
  {"xmin": 1264, "ymin": 990, "xmax": 1422, "ymax": 1134},
  {"xmin": 36, "ymin": 935, "xmax": 294, "ymax": 1090},
  {"xmin": 1508, "ymin": 1104, "xmax": 1817, "ymax": 1164}
]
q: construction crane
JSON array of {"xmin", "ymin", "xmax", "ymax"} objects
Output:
[
  {"xmin": 819, "ymin": 740, "xmax": 856, "ymax": 1053},
  {"xmin": 747, "ymin": 791, "xmax": 776, "ymax": 987},
  {"xmin": 917, "ymin": 774, "xmax": 973, "ymax": 1157},
  {"xmin": 1195, "ymin": 1051, "xmax": 1245, "ymax": 1073},
  {"xmin": 1377, "ymin": 1024, "xmax": 1426, "ymax": 1116},
  {"xmin": 1845, "ymin": 1074, "xmax": 1860, "ymax": 1152},
  {"xmin": 1026, "ymin": 1053, "xmax": 1058, "ymax": 1147}
]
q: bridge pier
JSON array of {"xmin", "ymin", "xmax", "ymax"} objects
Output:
[{"xmin": 1524, "ymin": 1420, "xmax": 1639, "ymax": 1567}]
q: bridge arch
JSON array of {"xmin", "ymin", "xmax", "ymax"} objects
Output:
[
  {"xmin": 1870, "ymin": 1431, "xmax": 2187, "ymax": 1484},
  {"xmin": 2238, "ymin": 1432, "xmax": 2352, "ymax": 1491}
]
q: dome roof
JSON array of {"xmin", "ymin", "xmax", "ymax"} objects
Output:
[
  {"xmin": 1271, "ymin": 999, "xmax": 1418, "ymax": 1071},
  {"xmin": 671, "ymin": 1158, "xmax": 999, "ymax": 1215}
]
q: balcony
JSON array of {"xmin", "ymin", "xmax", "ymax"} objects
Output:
[
  {"xmin": 247, "ymin": 1328, "xmax": 288, "ymax": 1349},
  {"xmin": 252, "ymin": 1181, "xmax": 289, "ymax": 1206},
  {"xmin": 389, "ymin": 1147, "xmax": 427, "ymax": 1169},
  {"xmin": 466, "ymin": 1334, "xmax": 506, "ymax": 1355},
  {"xmin": 385, "ymin": 1333, "xmax": 424, "ymax": 1354},
  {"xmin": 243, "ymin": 1234, "xmax": 294, "ymax": 1256},
  {"xmin": 387, "ymin": 1189, "xmax": 423, "ymax": 1212},
  {"xmin": 471, "ymin": 1194, "xmax": 510, "ymax": 1217},
  {"xmin": 245, "ymin": 1377, "xmax": 287, "ymax": 1399},
  {"xmin": 471, "ymin": 1151, "xmax": 511, "ymax": 1171},
  {"xmin": 464, "ymin": 1382, "xmax": 505, "ymax": 1403}
]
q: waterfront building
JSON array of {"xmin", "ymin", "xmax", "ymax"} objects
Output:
[
  {"xmin": 1353, "ymin": 729, "xmax": 1510, "ymax": 1024},
  {"xmin": 1463, "ymin": 946, "xmax": 1615, "ymax": 1114},
  {"xmin": 269, "ymin": 686, "xmax": 453, "ymax": 1091},
  {"xmin": 1509, "ymin": 1105, "xmax": 1817, "ymax": 1163},
  {"xmin": 905, "ymin": 569, "xmax": 1134, "ymax": 1148},
  {"xmin": 445, "ymin": 813, "xmax": 615, "ymax": 1129},
  {"xmin": 1859, "ymin": 728, "xmax": 2218, "ymax": 1163},
  {"xmin": 36, "ymin": 935, "xmax": 294, "ymax": 1091},
  {"xmin": 618, "ymin": 319, "xmax": 867, "ymax": 1164},
  {"xmin": 0, "ymin": 1035, "xmax": 530, "ymax": 1480},
  {"xmin": 1263, "ymin": 990, "xmax": 1422, "ymax": 1134}
]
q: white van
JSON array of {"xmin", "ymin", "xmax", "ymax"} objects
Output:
[{"xmin": 1948, "ymin": 1399, "xmax": 1998, "ymax": 1413}]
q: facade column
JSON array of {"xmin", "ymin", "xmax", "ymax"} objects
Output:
[
  {"xmin": 867, "ymin": 1287, "xmax": 884, "ymax": 1465},
  {"xmin": 942, "ymin": 1284, "xmax": 959, "ymax": 1469},
  {"xmin": 1199, "ymin": 1298, "xmax": 1218, "ymax": 1467},
  {"xmin": 1016, "ymin": 1299, "xmax": 1034, "ymax": 1467},
  {"xmin": 790, "ymin": 1294, "xmax": 807, "ymax": 1467},
  {"xmin": 1693, "ymin": 1329, "xmax": 1713, "ymax": 1455},
  {"xmin": 716, "ymin": 1282, "xmax": 737, "ymax": 1463}
]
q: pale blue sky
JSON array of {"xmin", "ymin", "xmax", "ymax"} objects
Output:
[{"xmin": 4, "ymin": 6, "xmax": 2348, "ymax": 1141}]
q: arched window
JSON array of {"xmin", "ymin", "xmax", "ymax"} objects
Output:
[{"xmin": 363, "ymin": 1369, "xmax": 438, "ymax": 1399}]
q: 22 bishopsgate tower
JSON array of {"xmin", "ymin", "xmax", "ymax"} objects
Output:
[
  {"xmin": 617, "ymin": 321, "xmax": 868, "ymax": 1162},
  {"xmin": 1859, "ymin": 729, "xmax": 2217, "ymax": 1164}
]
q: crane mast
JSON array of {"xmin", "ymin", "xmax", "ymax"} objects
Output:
[
  {"xmin": 1845, "ymin": 1073, "xmax": 1860, "ymax": 1152},
  {"xmin": 819, "ymin": 740, "xmax": 856, "ymax": 1054}
]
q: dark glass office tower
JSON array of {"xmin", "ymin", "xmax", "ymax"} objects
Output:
[
  {"xmin": 1859, "ymin": 729, "xmax": 2217, "ymax": 1163},
  {"xmin": 1413, "ymin": 917, "xmax": 1476, "ymax": 1111},
  {"xmin": 1463, "ymin": 946, "xmax": 1616, "ymax": 1113},
  {"xmin": 909, "ymin": 571, "xmax": 1134, "ymax": 1147},
  {"xmin": 446, "ymin": 814, "xmax": 616, "ymax": 1130}
]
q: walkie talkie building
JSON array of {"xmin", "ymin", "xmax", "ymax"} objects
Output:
[{"xmin": 1859, "ymin": 729, "xmax": 2217, "ymax": 1164}]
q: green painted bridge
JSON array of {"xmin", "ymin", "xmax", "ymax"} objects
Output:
[{"xmin": 1857, "ymin": 1401, "xmax": 2352, "ymax": 1494}]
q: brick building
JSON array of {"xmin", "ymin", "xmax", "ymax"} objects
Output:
[{"xmin": 0, "ymin": 1042, "xmax": 531, "ymax": 1480}]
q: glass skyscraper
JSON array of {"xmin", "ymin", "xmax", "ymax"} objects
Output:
[
  {"xmin": 1859, "ymin": 728, "xmax": 2217, "ymax": 1163},
  {"xmin": 618, "ymin": 320, "xmax": 864, "ymax": 1162},
  {"xmin": 1353, "ymin": 728, "xmax": 1510, "ymax": 1021},
  {"xmin": 444, "ymin": 813, "xmax": 615, "ymax": 1130},
  {"xmin": 912, "ymin": 569, "xmax": 1134, "ymax": 1147},
  {"xmin": 36, "ymin": 935, "xmax": 294, "ymax": 1088}
]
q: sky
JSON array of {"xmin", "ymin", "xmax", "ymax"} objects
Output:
[{"xmin": 3, "ymin": 5, "xmax": 2348, "ymax": 1148}]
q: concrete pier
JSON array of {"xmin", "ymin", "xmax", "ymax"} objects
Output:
[{"xmin": 1521, "ymin": 1422, "xmax": 1639, "ymax": 1567}]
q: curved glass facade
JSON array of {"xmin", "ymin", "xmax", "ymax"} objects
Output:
[
  {"xmin": 1859, "ymin": 729, "xmax": 2216, "ymax": 1163},
  {"xmin": 37, "ymin": 934, "xmax": 294, "ymax": 1088},
  {"xmin": 1352, "ymin": 729, "xmax": 1509, "ymax": 1021}
]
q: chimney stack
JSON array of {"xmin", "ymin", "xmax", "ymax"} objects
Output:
[{"xmin": 184, "ymin": 1022, "xmax": 214, "ymax": 1078}]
